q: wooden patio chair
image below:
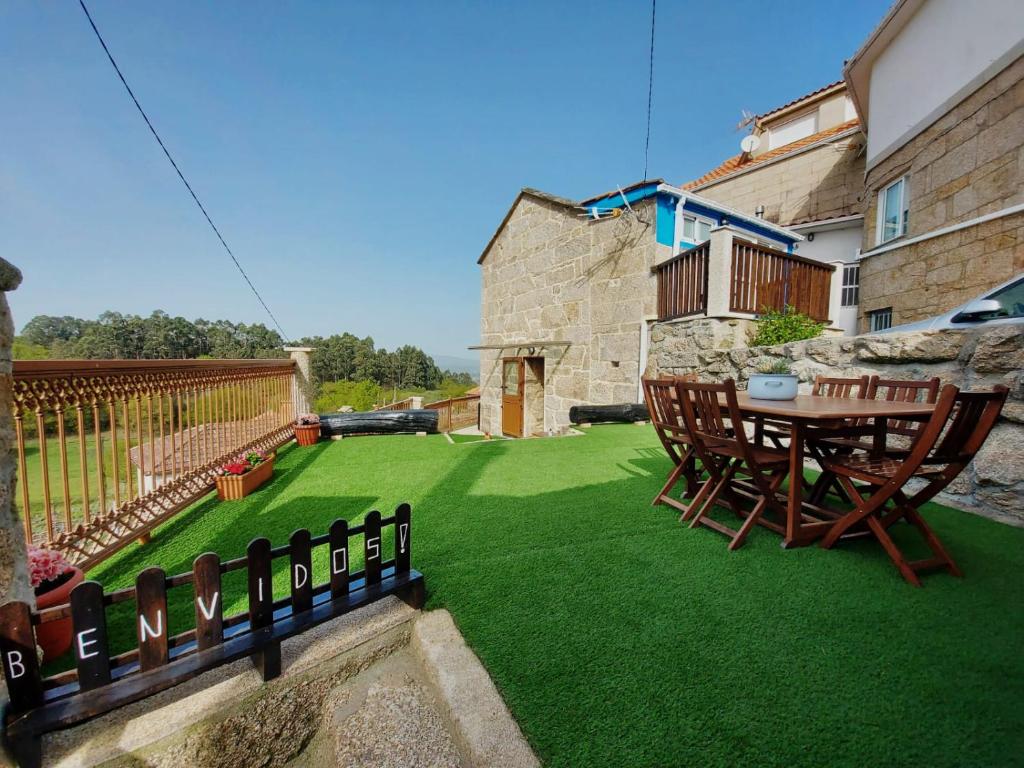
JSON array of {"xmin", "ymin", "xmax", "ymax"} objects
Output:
[
  {"xmin": 675, "ymin": 379, "xmax": 790, "ymax": 550},
  {"xmin": 809, "ymin": 376, "xmax": 941, "ymax": 503},
  {"xmin": 642, "ymin": 375, "xmax": 700, "ymax": 514},
  {"xmin": 819, "ymin": 384, "xmax": 1008, "ymax": 586}
]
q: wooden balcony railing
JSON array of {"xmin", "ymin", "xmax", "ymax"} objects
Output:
[
  {"xmin": 730, "ymin": 241, "xmax": 834, "ymax": 321},
  {"xmin": 655, "ymin": 242, "xmax": 709, "ymax": 320},
  {"xmin": 13, "ymin": 359, "xmax": 296, "ymax": 570},
  {"xmin": 425, "ymin": 394, "xmax": 480, "ymax": 433},
  {"xmin": 654, "ymin": 237, "xmax": 835, "ymax": 322},
  {"xmin": 373, "ymin": 397, "xmax": 414, "ymax": 412}
]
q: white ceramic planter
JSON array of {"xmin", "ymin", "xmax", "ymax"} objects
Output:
[{"xmin": 747, "ymin": 373, "xmax": 799, "ymax": 400}]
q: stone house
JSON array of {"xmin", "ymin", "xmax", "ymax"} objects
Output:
[
  {"xmin": 844, "ymin": 0, "xmax": 1024, "ymax": 332},
  {"xmin": 682, "ymin": 81, "xmax": 867, "ymax": 334},
  {"xmin": 474, "ymin": 183, "xmax": 832, "ymax": 437}
]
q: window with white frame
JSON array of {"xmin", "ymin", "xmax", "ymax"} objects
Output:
[
  {"xmin": 868, "ymin": 307, "xmax": 892, "ymax": 332},
  {"xmin": 877, "ymin": 176, "xmax": 909, "ymax": 244},
  {"xmin": 841, "ymin": 265, "xmax": 860, "ymax": 307},
  {"xmin": 681, "ymin": 215, "xmax": 714, "ymax": 246}
]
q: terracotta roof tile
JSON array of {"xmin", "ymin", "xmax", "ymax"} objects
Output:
[
  {"xmin": 682, "ymin": 119, "xmax": 860, "ymax": 190},
  {"xmin": 756, "ymin": 80, "xmax": 845, "ymax": 121}
]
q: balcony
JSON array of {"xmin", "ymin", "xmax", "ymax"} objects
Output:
[{"xmin": 654, "ymin": 226, "xmax": 839, "ymax": 323}]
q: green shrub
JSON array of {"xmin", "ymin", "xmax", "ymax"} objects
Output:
[
  {"xmin": 313, "ymin": 380, "xmax": 383, "ymax": 413},
  {"xmin": 748, "ymin": 305, "xmax": 825, "ymax": 347}
]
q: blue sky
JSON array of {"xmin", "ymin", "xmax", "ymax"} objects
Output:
[{"xmin": 1, "ymin": 0, "xmax": 890, "ymax": 358}]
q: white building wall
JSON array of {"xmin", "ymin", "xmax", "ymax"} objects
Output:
[{"xmin": 866, "ymin": 0, "xmax": 1024, "ymax": 166}]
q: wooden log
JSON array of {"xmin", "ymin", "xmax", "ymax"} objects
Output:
[
  {"xmin": 318, "ymin": 409, "xmax": 439, "ymax": 436},
  {"xmin": 568, "ymin": 403, "xmax": 650, "ymax": 425}
]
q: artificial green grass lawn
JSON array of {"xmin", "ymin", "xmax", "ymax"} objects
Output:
[{"xmin": 87, "ymin": 426, "xmax": 1024, "ymax": 767}]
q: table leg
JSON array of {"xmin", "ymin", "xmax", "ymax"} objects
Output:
[
  {"xmin": 783, "ymin": 419, "xmax": 804, "ymax": 548},
  {"xmin": 872, "ymin": 416, "xmax": 886, "ymax": 457}
]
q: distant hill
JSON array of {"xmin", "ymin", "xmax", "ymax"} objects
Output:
[{"xmin": 433, "ymin": 354, "xmax": 479, "ymax": 380}]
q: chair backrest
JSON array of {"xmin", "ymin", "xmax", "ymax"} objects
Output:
[
  {"xmin": 642, "ymin": 376, "xmax": 697, "ymax": 458},
  {"xmin": 889, "ymin": 385, "xmax": 1008, "ymax": 492},
  {"xmin": 675, "ymin": 378, "xmax": 760, "ymax": 466},
  {"xmin": 867, "ymin": 376, "xmax": 941, "ymax": 437},
  {"xmin": 929, "ymin": 385, "xmax": 1009, "ymax": 466},
  {"xmin": 812, "ymin": 375, "xmax": 870, "ymax": 399}
]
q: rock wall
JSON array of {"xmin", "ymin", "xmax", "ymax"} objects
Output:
[
  {"xmin": 647, "ymin": 316, "xmax": 1024, "ymax": 525},
  {"xmin": 0, "ymin": 258, "xmax": 29, "ymax": 606}
]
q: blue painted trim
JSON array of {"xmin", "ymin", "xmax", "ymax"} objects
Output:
[
  {"xmin": 680, "ymin": 200, "xmax": 797, "ymax": 247},
  {"xmin": 656, "ymin": 194, "xmax": 675, "ymax": 247},
  {"xmin": 583, "ymin": 183, "xmax": 660, "ymax": 212}
]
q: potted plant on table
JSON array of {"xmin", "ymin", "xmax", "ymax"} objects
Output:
[
  {"xmin": 29, "ymin": 545, "xmax": 83, "ymax": 661},
  {"xmin": 215, "ymin": 449, "xmax": 275, "ymax": 500},
  {"xmin": 294, "ymin": 413, "xmax": 321, "ymax": 446},
  {"xmin": 748, "ymin": 360, "xmax": 799, "ymax": 400}
]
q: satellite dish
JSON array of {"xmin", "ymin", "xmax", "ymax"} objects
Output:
[{"xmin": 740, "ymin": 134, "xmax": 760, "ymax": 154}]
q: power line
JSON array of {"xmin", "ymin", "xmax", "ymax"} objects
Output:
[
  {"xmin": 77, "ymin": 0, "xmax": 291, "ymax": 343},
  {"xmin": 643, "ymin": 0, "xmax": 656, "ymax": 180}
]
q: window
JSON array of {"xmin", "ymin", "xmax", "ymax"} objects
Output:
[
  {"xmin": 681, "ymin": 215, "xmax": 714, "ymax": 246},
  {"xmin": 767, "ymin": 112, "xmax": 817, "ymax": 149},
  {"xmin": 868, "ymin": 307, "xmax": 893, "ymax": 332},
  {"xmin": 877, "ymin": 176, "xmax": 909, "ymax": 244},
  {"xmin": 841, "ymin": 265, "xmax": 860, "ymax": 307}
]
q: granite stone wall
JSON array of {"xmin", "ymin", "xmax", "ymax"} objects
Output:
[
  {"xmin": 859, "ymin": 54, "xmax": 1024, "ymax": 330},
  {"xmin": 479, "ymin": 193, "xmax": 662, "ymax": 435},
  {"xmin": 647, "ymin": 316, "xmax": 1024, "ymax": 525}
]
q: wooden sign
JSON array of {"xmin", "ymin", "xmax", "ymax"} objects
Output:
[{"xmin": 0, "ymin": 507, "xmax": 423, "ymax": 768}]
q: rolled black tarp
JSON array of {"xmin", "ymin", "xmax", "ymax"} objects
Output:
[
  {"xmin": 568, "ymin": 403, "xmax": 650, "ymax": 425},
  {"xmin": 318, "ymin": 409, "xmax": 439, "ymax": 436}
]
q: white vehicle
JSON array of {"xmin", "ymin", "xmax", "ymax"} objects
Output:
[{"xmin": 881, "ymin": 274, "xmax": 1024, "ymax": 333}]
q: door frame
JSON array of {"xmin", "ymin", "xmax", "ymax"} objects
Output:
[{"xmin": 501, "ymin": 356, "xmax": 525, "ymax": 438}]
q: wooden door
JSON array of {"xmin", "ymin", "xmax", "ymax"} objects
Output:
[{"xmin": 501, "ymin": 358, "xmax": 524, "ymax": 437}]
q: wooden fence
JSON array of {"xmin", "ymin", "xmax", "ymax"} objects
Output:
[
  {"xmin": 654, "ymin": 242, "xmax": 709, "ymax": 320},
  {"xmin": 0, "ymin": 506, "xmax": 424, "ymax": 768},
  {"xmin": 373, "ymin": 397, "xmax": 415, "ymax": 412},
  {"xmin": 729, "ymin": 241, "xmax": 834, "ymax": 321},
  {"xmin": 425, "ymin": 394, "xmax": 480, "ymax": 433},
  {"xmin": 13, "ymin": 359, "xmax": 297, "ymax": 571}
]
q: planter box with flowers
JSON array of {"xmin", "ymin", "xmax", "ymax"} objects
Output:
[
  {"xmin": 215, "ymin": 449, "xmax": 275, "ymax": 501},
  {"xmin": 29, "ymin": 546, "xmax": 84, "ymax": 661},
  {"xmin": 294, "ymin": 413, "xmax": 321, "ymax": 446}
]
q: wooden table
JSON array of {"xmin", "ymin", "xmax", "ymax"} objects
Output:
[{"xmin": 734, "ymin": 394, "xmax": 936, "ymax": 548}]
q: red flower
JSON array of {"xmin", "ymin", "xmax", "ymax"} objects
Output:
[{"xmin": 224, "ymin": 461, "xmax": 249, "ymax": 476}]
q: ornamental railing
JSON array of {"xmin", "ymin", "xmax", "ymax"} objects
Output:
[
  {"xmin": 424, "ymin": 394, "xmax": 480, "ymax": 433},
  {"xmin": 0, "ymin": 506, "xmax": 424, "ymax": 768},
  {"xmin": 13, "ymin": 359, "xmax": 297, "ymax": 570}
]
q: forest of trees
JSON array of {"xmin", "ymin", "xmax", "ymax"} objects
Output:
[{"xmin": 16, "ymin": 312, "xmax": 475, "ymax": 397}]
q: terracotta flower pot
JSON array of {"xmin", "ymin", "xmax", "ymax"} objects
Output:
[
  {"xmin": 294, "ymin": 423, "xmax": 321, "ymax": 446},
  {"xmin": 215, "ymin": 454, "xmax": 275, "ymax": 501},
  {"xmin": 35, "ymin": 567, "xmax": 85, "ymax": 662}
]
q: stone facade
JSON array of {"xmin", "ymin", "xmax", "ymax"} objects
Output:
[
  {"xmin": 647, "ymin": 316, "xmax": 1024, "ymax": 525},
  {"xmin": 692, "ymin": 132, "xmax": 865, "ymax": 228},
  {"xmin": 478, "ymin": 193, "xmax": 661, "ymax": 435},
  {"xmin": 859, "ymin": 54, "xmax": 1024, "ymax": 330},
  {"xmin": 0, "ymin": 258, "xmax": 29, "ymax": 607}
]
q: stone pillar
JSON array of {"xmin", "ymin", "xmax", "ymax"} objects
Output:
[
  {"xmin": 410, "ymin": 396, "xmax": 424, "ymax": 409},
  {"xmin": 826, "ymin": 260, "xmax": 845, "ymax": 326},
  {"xmin": 706, "ymin": 226, "xmax": 735, "ymax": 317},
  {"xmin": 0, "ymin": 258, "xmax": 30, "ymax": 607},
  {"xmin": 283, "ymin": 346, "xmax": 315, "ymax": 416}
]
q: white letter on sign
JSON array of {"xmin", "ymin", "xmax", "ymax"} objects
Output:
[
  {"xmin": 5, "ymin": 650, "xmax": 25, "ymax": 679},
  {"xmin": 399, "ymin": 523, "xmax": 409, "ymax": 554},
  {"xmin": 76, "ymin": 628, "xmax": 100, "ymax": 660},
  {"xmin": 197, "ymin": 592, "xmax": 220, "ymax": 621},
  {"xmin": 293, "ymin": 564, "xmax": 308, "ymax": 589},
  {"xmin": 367, "ymin": 537, "xmax": 380, "ymax": 560},
  {"xmin": 331, "ymin": 547, "xmax": 347, "ymax": 574},
  {"xmin": 139, "ymin": 610, "xmax": 164, "ymax": 641}
]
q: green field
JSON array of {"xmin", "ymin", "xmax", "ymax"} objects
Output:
[{"xmin": 87, "ymin": 426, "xmax": 1024, "ymax": 767}]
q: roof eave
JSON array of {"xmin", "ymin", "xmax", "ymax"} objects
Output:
[
  {"xmin": 476, "ymin": 188, "xmax": 578, "ymax": 265},
  {"xmin": 657, "ymin": 184, "xmax": 806, "ymax": 242}
]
